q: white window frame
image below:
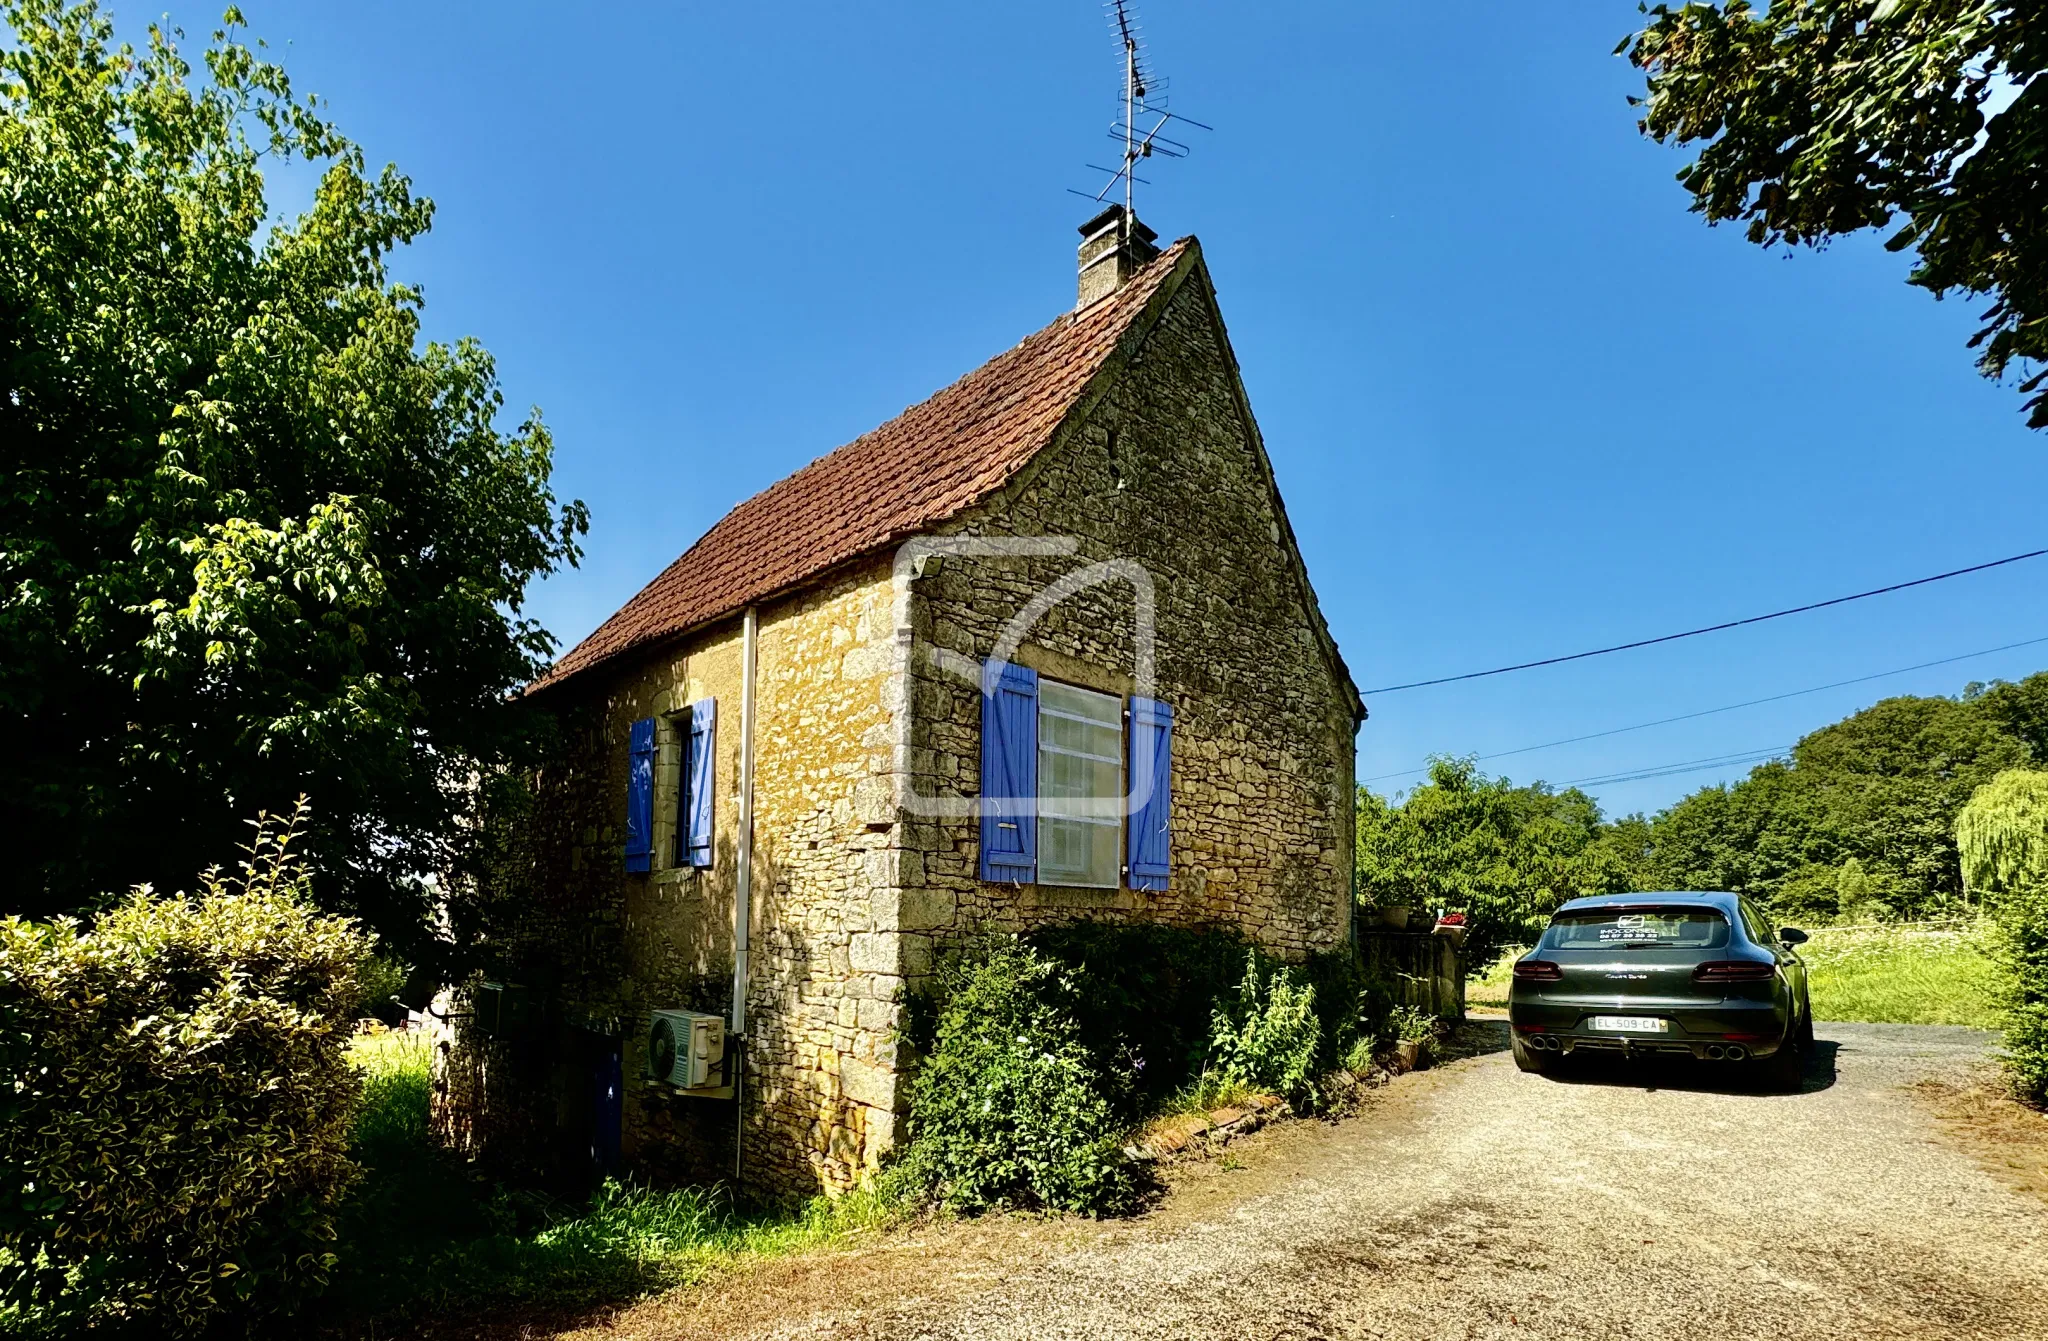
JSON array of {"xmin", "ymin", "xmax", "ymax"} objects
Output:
[{"xmin": 1036, "ymin": 679, "xmax": 1124, "ymax": 889}]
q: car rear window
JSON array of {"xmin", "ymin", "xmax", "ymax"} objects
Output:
[{"xmin": 1541, "ymin": 907, "xmax": 1730, "ymax": 950}]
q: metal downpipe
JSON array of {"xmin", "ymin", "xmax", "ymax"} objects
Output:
[{"xmin": 732, "ymin": 605, "xmax": 759, "ymax": 1185}]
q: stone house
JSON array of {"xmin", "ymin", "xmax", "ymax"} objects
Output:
[{"xmin": 446, "ymin": 208, "xmax": 1365, "ymax": 1200}]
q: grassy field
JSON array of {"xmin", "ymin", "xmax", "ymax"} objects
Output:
[
  {"xmin": 1466, "ymin": 949, "xmax": 1518, "ymax": 1012},
  {"xmin": 1801, "ymin": 922, "xmax": 1999, "ymax": 1028},
  {"xmin": 332, "ymin": 1031, "xmax": 900, "ymax": 1329},
  {"xmin": 1464, "ymin": 921, "xmax": 2001, "ymax": 1029}
]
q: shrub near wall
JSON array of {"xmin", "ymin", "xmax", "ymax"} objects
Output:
[
  {"xmin": 898, "ymin": 942, "xmax": 1136, "ymax": 1215},
  {"xmin": 0, "ymin": 814, "xmax": 371, "ymax": 1335},
  {"xmin": 897, "ymin": 926, "xmax": 1396, "ymax": 1216}
]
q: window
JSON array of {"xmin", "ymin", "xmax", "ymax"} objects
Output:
[
  {"xmin": 1737, "ymin": 900, "xmax": 1775, "ymax": 947},
  {"xmin": 1036, "ymin": 681, "xmax": 1123, "ymax": 888},
  {"xmin": 625, "ymin": 699, "xmax": 714, "ymax": 874},
  {"xmin": 978, "ymin": 662, "xmax": 1173, "ymax": 890},
  {"xmin": 1540, "ymin": 907, "xmax": 1730, "ymax": 951}
]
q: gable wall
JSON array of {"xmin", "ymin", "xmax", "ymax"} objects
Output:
[{"xmin": 896, "ymin": 271, "xmax": 1357, "ymax": 960}]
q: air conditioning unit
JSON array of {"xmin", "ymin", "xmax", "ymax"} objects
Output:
[{"xmin": 648, "ymin": 1009, "xmax": 726, "ymax": 1089}]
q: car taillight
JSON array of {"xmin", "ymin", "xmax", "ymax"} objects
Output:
[
  {"xmin": 1512, "ymin": 959, "xmax": 1563, "ymax": 981},
  {"xmin": 1693, "ymin": 960, "xmax": 1775, "ymax": 982}
]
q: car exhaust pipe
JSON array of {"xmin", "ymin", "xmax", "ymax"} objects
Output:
[
  {"xmin": 1705, "ymin": 1044, "xmax": 1726, "ymax": 1060},
  {"xmin": 1725, "ymin": 1045, "xmax": 1748, "ymax": 1062}
]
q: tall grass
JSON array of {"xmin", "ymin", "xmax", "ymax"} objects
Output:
[
  {"xmin": 1802, "ymin": 921, "xmax": 2000, "ymax": 1028},
  {"xmin": 331, "ymin": 1031, "xmax": 903, "ymax": 1326}
]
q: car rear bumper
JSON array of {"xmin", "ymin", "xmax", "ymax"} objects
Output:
[{"xmin": 1509, "ymin": 997, "xmax": 1789, "ymax": 1058}]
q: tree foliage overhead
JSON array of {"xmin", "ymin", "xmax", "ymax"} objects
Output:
[
  {"xmin": 0, "ymin": 2, "xmax": 586, "ymax": 963},
  {"xmin": 1626, "ymin": 2, "xmax": 2048, "ymax": 424}
]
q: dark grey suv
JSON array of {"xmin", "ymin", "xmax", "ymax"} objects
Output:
[{"xmin": 1507, "ymin": 891, "xmax": 1814, "ymax": 1089}]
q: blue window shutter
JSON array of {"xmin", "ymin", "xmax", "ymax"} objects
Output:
[
  {"xmin": 685, "ymin": 698, "xmax": 717, "ymax": 869},
  {"xmin": 624, "ymin": 716, "xmax": 655, "ymax": 872},
  {"xmin": 979, "ymin": 661, "xmax": 1038, "ymax": 882},
  {"xmin": 1127, "ymin": 696, "xmax": 1172, "ymax": 891}
]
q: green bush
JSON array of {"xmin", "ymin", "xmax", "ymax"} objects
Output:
[
  {"xmin": 1207, "ymin": 953, "xmax": 1322, "ymax": 1109},
  {"xmin": 1990, "ymin": 884, "xmax": 2048, "ymax": 1103},
  {"xmin": 1956, "ymin": 770, "xmax": 2048, "ymax": 1101},
  {"xmin": 1028, "ymin": 921, "xmax": 1260, "ymax": 1118},
  {"xmin": 0, "ymin": 810, "xmax": 372, "ymax": 1335},
  {"xmin": 1300, "ymin": 945, "xmax": 1394, "ymax": 1074},
  {"xmin": 898, "ymin": 941, "xmax": 1136, "ymax": 1216},
  {"xmin": 1026, "ymin": 924, "xmax": 1392, "ymax": 1116},
  {"xmin": 896, "ymin": 928, "xmax": 1393, "ymax": 1216},
  {"xmin": 1387, "ymin": 1004, "xmax": 1438, "ymax": 1043}
]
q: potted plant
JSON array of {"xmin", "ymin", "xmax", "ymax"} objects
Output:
[
  {"xmin": 1432, "ymin": 911, "xmax": 1468, "ymax": 947},
  {"xmin": 1376, "ymin": 905, "xmax": 1412, "ymax": 931},
  {"xmin": 1388, "ymin": 1005, "xmax": 1437, "ymax": 1071}
]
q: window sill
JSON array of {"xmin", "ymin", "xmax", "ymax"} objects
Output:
[{"xmin": 650, "ymin": 866, "xmax": 703, "ymax": 888}]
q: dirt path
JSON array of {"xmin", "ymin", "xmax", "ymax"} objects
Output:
[{"xmin": 585, "ymin": 1022, "xmax": 2048, "ymax": 1340}]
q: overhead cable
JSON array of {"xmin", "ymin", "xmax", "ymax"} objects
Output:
[
  {"xmin": 1359, "ymin": 633, "xmax": 2048, "ymax": 785},
  {"xmin": 1564, "ymin": 747, "xmax": 1790, "ymax": 789},
  {"xmin": 1362, "ymin": 548, "xmax": 2048, "ymax": 695}
]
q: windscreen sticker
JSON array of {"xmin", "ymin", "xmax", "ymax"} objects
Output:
[{"xmin": 1598, "ymin": 914, "xmax": 1662, "ymax": 942}]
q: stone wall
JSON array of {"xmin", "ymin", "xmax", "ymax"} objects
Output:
[
  {"xmin": 894, "ymin": 268, "xmax": 1357, "ymax": 966},
  {"xmin": 454, "ymin": 560, "xmax": 910, "ymax": 1200}
]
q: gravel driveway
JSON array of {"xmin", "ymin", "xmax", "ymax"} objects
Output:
[{"xmin": 693, "ymin": 1021, "xmax": 2048, "ymax": 1341}]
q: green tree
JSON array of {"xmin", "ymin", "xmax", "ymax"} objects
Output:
[
  {"xmin": 1355, "ymin": 758, "xmax": 1634, "ymax": 966},
  {"xmin": 1645, "ymin": 685, "xmax": 2035, "ymax": 916},
  {"xmin": 1957, "ymin": 767, "xmax": 2048, "ymax": 894},
  {"xmin": 1956, "ymin": 768, "xmax": 2048, "ymax": 1101},
  {"xmin": 0, "ymin": 2, "xmax": 586, "ymax": 965},
  {"xmin": 1626, "ymin": 2, "xmax": 2048, "ymax": 424}
]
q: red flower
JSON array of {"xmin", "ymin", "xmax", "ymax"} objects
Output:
[{"xmin": 1436, "ymin": 912, "xmax": 1467, "ymax": 926}]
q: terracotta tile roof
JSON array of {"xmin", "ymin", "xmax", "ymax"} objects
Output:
[{"xmin": 532, "ymin": 239, "xmax": 1197, "ymax": 693}]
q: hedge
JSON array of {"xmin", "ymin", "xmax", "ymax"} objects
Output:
[
  {"xmin": 0, "ymin": 811, "xmax": 372, "ymax": 1335},
  {"xmin": 895, "ymin": 925, "xmax": 1398, "ymax": 1215}
]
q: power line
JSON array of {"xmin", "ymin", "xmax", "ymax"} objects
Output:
[
  {"xmin": 1358, "ymin": 633, "xmax": 2048, "ymax": 785},
  {"xmin": 1362, "ymin": 548, "xmax": 2048, "ymax": 695},
  {"xmin": 1565, "ymin": 747, "xmax": 1790, "ymax": 789}
]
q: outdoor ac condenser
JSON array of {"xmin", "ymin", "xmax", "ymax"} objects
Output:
[{"xmin": 648, "ymin": 1009, "xmax": 726, "ymax": 1089}]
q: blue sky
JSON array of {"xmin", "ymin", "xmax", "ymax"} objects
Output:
[{"xmin": 229, "ymin": 1, "xmax": 2048, "ymax": 819}]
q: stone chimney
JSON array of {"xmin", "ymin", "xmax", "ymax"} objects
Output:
[{"xmin": 1075, "ymin": 204, "xmax": 1160, "ymax": 310}]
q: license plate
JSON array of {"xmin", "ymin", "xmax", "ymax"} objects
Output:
[{"xmin": 1589, "ymin": 1015, "xmax": 1669, "ymax": 1033}]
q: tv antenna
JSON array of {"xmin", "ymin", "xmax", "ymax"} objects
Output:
[{"xmin": 1070, "ymin": 0, "xmax": 1210, "ymax": 225}]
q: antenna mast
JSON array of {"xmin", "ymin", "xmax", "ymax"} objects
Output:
[
  {"xmin": 1118, "ymin": 0, "xmax": 1138, "ymax": 223},
  {"xmin": 1072, "ymin": 0, "xmax": 1209, "ymax": 228}
]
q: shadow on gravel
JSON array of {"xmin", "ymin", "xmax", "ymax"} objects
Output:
[
  {"xmin": 1445, "ymin": 1019, "xmax": 1511, "ymax": 1060},
  {"xmin": 1532, "ymin": 1037, "xmax": 1839, "ymax": 1097}
]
